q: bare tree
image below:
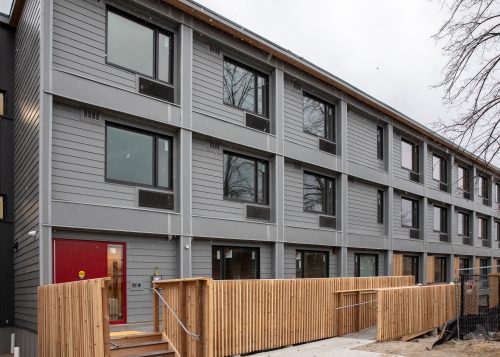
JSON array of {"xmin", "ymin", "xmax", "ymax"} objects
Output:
[{"xmin": 433, "ymin": 0, "xmax": 500, "ymax": 165}]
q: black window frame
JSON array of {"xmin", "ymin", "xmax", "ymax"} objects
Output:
[
  {"xmin": 401, "ymin": 138, "xmax": 419, "ymax": 173},
  {"xmin": 222, "ymin": 57, "xmax": 269, "ymax": 118},
  {"xmin": 212, "ymin": 246, "xmax": 260, "ymax": 280},
  {"xmin": 457, "ymin": 165, "xmax": 470, "ymax": 196},
  {"xmin": 496, "ymin": 182, "xmax": 500, "ymax": 203},
  {"xmin": 434, "ymin": 257, "xmax": 447, "ymax": 283},
  {"xmin": 354, "ymin": 253, "xmax": 379, "ymax": 277},
  {"xmin": 377, "ymin": 190, "xmax": 384, "ymax": 223},
  {"xmin": 105, "ymin": 123, "xmax": 174, "ymax": 190},
  {"xmin": 457, "ymin": 211, "xmax": 470, "ymax": 237},
  {"xmin": 433, "ymin": 205, "xmax": 448, "ymax": 233},
  {"xmin": 432, "ymin": 153, "xmax": 447, "ymax": 183},
  {"xmin": 295, "ymin": 250, "xmax": 329, "ymax": 278},
  {"xmin": 105, "ymin": 7, "xmax": 175, "ymax": 85},
  {"xmin": 478, "ymin": 216, "xmax": 488, "ymax": 240},
  {"xmin": 403, "ymin": 255, "xmax": 419, "ymax": 284},
  {"xmin": 302, "ymin": 92, "xmax": 336, "ymax": 143},
  {"xmin": 303, "ymin": 171, "xmax": 336, "ymax": 216},
  {"xmin": 496, "ymin": 221, "xmax": 500, "ymax": 242},
  {"xmin": 478, "ymin": 175, "xmax": 488, "ymax": 198},
  {"xmin": 401, "ymin": 197, "xmax": 419, "ymax": 229},
  {"xmin": 377, "ymin": 126, "xmax": 384, "ymax": 160},
  {"xmin": 222, "ymin": 151, "xmax": 269, "ymax": 205}
]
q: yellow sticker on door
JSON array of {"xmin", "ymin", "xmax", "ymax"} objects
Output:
[{"xmin": 78, "ymin": 270, "xmax": 85, "ymax": 280}]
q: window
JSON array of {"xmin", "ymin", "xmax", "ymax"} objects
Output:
[
  {"xmin": 377, "ymin": 190, "xmax": 384, "ymax": 223},
  {"xmin": 223, "ymin": 152, "xmax": 269, "ymax": 204},
  {"xmin": 401, "ymin": 197, "xmax": 419, "ymax": 228},
  {"xmin": 478, "ymin": 175, "xmax": 488, "ymax": 198},
  {"xmin": 0, "ymin": 195, "xmax": 4, "ymax": 221},
  {"xmin": 212, "ymin": 246, "xmax": 259, "ymax": 280},
  {"xmin": 355, "ymin": 254, "xmax": 378, "ymax": 277},
  {"xmin": 401, "ymin": 139, "xmax": 418, "ymax": 172},
  {"xmin": 432, "ymin": 154, "xmax": 447, "ymax": 183},
  {"xmin": 0, "ymin": 91, "xmax": 4, "ymax": 116},
  {"xmin": 480, "ymin": 258, "xmax": 489, "ymax": 278},
  {"xmin": 403, "ymin": 255, "xmax": 419, "ymax": 283},
  {"xmin": 105, "ymin": 124, "xmax": 173, "ymax": 188},
  {"xmin": 496, "ymin": 221, "xmax": 500, "ymax": 241},
  {"xmin": 457, "ymin": 166, "xmax": 470, "ymax": 195},
  {"xmin": 478, "ymin": 217, "xmax": 488, "ymax": 240},
  {"xmin": 377, "ymin": 126, "xmax": 384, "ymax": 160},
  {"xmin": 303, "ymin": 172, "xmax": 335, "ymax": 215},
  {"xmin": 295, "ymin": 250, "xmax": 329, "ymax": 278},
  {"xmin": 457, "ymin": 212, "xmax": 470, "ymax": 237},
  {"xmin": 433, "ymin": 206, "xmax": 447, "ymax": 233},
  {"xmin": 496, "ymin": 183, "xmax": 500, "ymax": 203},
  {"xmin": 434, "ymin": 257, "xmax": 447, "ymax": 283},
  {"xmin": 459, "ymin": 258, "xmax": 470, "ymax": 272},
  {"xmin": 223, "ymin": 58, "xmax": 268, "ymax": 117},
  {"xmin": 303, "ymin": 93, "xmax": 335, "ymax": 142},
  {"xmin": 107, "ymin": 10, "xmax": 173, "ymax": 83}
]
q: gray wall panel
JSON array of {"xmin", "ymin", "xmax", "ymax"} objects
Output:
[
  {"xmin": 284, "ymin": 162, "xmax": 317, "ymax": 228},
  {"xmin": 347, "ymin": 179, "xmax": 385, "ymax": 237}
]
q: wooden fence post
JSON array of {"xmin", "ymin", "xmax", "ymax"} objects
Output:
[{"xmin": 153, "ymin": 283, "xmax": 159, "ymax": 333}]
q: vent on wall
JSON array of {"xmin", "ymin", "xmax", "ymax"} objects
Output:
[
  {"xmin": 209, "ymin": 44, "xmax": 221, "ymax": 55},
  {"xmin": 482, "ymin": 239, "xmax": 491, "ymax": 248},
  {"xmin": 138, "ymin": 77, "xmax": 174, "ymax": 103},
  {"xmin": 409, "ymin": 171, "xmax": 420, "ymax": 183},
  {"xmin": 294, "ymin": 163, "xmax": 303, "ymax": 171},
  {"xmin": 439, "ymin": 233, "xmax": 449, "ymax": 242},
  {"xmin": 246, "ymin": 205, "xmax": 271, "ymax": 221},
  {"xmin": 319, "ymin": 215, "xmax": 336, "ymax": 229},
  {"xmin": 439, "ymin": 182, "xmax": 448, "ymax": 192},
  {"xmin": 463, "ymin": 237, "xmax": 472, "ymax": 245},
  {"xmin": 409, "ymin": 229, "xmax": 420, "ymax": 239},
  {"xmin": 246, "ymin": 113, "xmax": 270, "ymax": 133},
  {"xmin": 81, "ymin": 107, "xmax": 101, "ymax": 124},
  {"xmin": 138, "ymin": 190, "xmax": 174, "ymax": 210},
  {"xmin": 318, "ymin": 139, "xmax": 336, "ymax": 155},
  {"xmin": 483, "ymin": 198, "xmax": 490, "ymax": 206}
]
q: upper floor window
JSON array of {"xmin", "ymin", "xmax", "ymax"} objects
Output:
[
  {"xmin": 105, "ymin": 124, "xmax": 173, "ymax": 189},
  {"xmin": 355, "ymin": 253, "xmax": 378, "ymax": 277},
  {"xmin": 457, "ymin": 166, "xmax": 470, "ymax": 196},
  {"xmin": 223, "ymin": 58, "xmax": 268, "ymax": 117},
  {"xmin": 303, "ymin": 172, "xmax": 335, "ymax": 215},
  {"xmin": 433, "ymin": 205, "xmax": 447, "ymax": 233},
  {"xmin": 0, "ymin": 91, "xmax": 4, "ymax": 116},
  {"xmin": 303, "ymin": 93, "xmax": 335, "ymax": 142},
  {"xmin": 401, "ymin": 197, "xmax": 419, "ymax": 228},
  {"xmin": 223, "ymin": 152, "xmax": 269, "ymax": 204},
  {"xmin": 295, "ymin": 250, "xmax": 329, "ymax": 278},
  {"xmin": 457, "ymin": 212, "xmax": 470, "ymax": 237},
  {"xmin": 432, "ymin": 154, "xmax": 447, "ymax": 183},
  {"xmin": 478, "ymin": 175, "xmax": 488, "ymax": 198},
  {"xmin": 377, "ymin": 126, "xmax": 384, "ymax": 160},
  {"xmin": 496, "ymin": 183, "xmax": 500, "ymax": 203},
  {"xmin": 212, "ymin": 246, "xmax": 259, "ymax": 280},
  {"xmin": 496, "ymin": 221, "xmax": 500, "ymax": 241},
  {"xmin": 377, "ymin": 190, "xmax": 384, "ymax": 223},
  {"xmin": 478, "ymin": 217, "xmax": 488, "ymax": 240},
  {"xmin": 107, "ymin": 10, "xmax": 173, "ymax": 83},
  {"xmin": 401, "ymin": 139, "xmax": 419, "ymax": 172}
]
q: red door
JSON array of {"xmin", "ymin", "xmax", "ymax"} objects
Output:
[{"xmin": 53, "ymin": 239, "xmax": 127, "ymax": 324}]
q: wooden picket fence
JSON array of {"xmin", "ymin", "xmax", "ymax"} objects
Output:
[
  {"xmin": 153, "ymin": 276, "xmax": 414, "ymax": 357},
  {"xmin": 38, "ymin": 278, "xmax": 110, "ymax": 357},
  {"xmin": 376, "ymin": 284, "xmax": 456, "ymax": 341}
]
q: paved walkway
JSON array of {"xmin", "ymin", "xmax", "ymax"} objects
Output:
[{"xmin": 251, "ymin": 327, "xmax": 402, "ymax": 357}]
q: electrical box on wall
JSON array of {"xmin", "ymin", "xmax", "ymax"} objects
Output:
[{"xmin": 129, "ymin": 281, "xmax": 143, "ymax": 290}]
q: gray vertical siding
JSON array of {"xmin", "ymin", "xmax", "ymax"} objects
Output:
[
  {"xmin": 52, "ymin": 0, "xmax": 137, "ymax": 90},
  {"xmin": 14, "ymin": 0, "xmax": 41, "ymax": 333},
  {"xmin": 346, "ymin": 108, "xmax": 385, "ymax": 171},
  {"xmin": 284, "ymin": 244, "xmax": 336, "ymax": 278},
  {"xmin": 52, "ymin": 230, "xmax": 178, "ymax": 323},
  {"xmin": 191, "ymin": 238, "xmax": 273, "ymax": 279},
  {"xmin": 347, "ymin": 179, "xmax": 385, "ymax": 237},
  {"xmin": 346, "ymin": 249, "xmax": 386, "ymax": 277}
]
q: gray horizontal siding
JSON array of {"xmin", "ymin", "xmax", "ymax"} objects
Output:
[
  {"xmin": 347, "ymin": 179, "xmax": 385, "ymax": 236},
  {"xmin": 284, "ymin": 244, "xmax": 336, "ymax": 278},
  {"xmin": 14, "ymin": 0, "xmax": 41, "ymax": 332},
  {"xmin": 52, "ymin": 102, "xmax": 138, "ymax": 206},
  {"xmin": 52, "ymin": 0, "xmax": 136, "ymax": 90},
  {"xmin": 346, "ymin": 109, "xmax": 384, "ymax": 171},
  {"xmin": 191, "ymin": 238, "xmax": 273, "ymax": 279},
  {"xmin": 53, "ymin": 231, "xmax": 177, "ymax": 323},
  {"xmin": 191, "ymin": 137, "xmax": 245, "ymax": 220},
  {"xmin": 283, "ymin": 77, "xmax": 317, "ymax": 148},
  {"xmin": 192, "ymin": 38, "xmax": 246, "ymax": 125},
  {"xmin": 284, "ymin": 162, "xmax": 318, "ymax": 228},
  {"xmin": 347, "ymin": 249, "xmax": 386, "ymax": 277}
]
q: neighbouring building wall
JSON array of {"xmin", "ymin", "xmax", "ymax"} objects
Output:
[{"xmin": 13, "ymin": 0, "xmax": 41, "ymax": 336}]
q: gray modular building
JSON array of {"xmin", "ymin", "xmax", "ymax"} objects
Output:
[{"xmin": 1, "ymin": 0, "xmax": 500, "ymax": 354}]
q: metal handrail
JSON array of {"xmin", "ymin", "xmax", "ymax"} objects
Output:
[{"xmin": 151, "ymin": 287, "xmax": 200, "ymax": 340}]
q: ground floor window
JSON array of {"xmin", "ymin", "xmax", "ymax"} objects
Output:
[
  {"xmin": 212, "ymin": 246, "xmax": 259, "ymax": 280},
  {"xmin": 403, "ymin": 255, "xmax": 419, "ymax": 283},
  {"xmin": 459, "ymin": 257, "xmax": 470, "ymax": 276},
  {"xmin": 480, "ymin": 258, "xmax": 489, "ymax": 277},
  {"xmin": 355, "ymin": 253, "xmax": 378, "ymax": 277},
  {"xmin": 295, "ymin": 250, "xmax": 329, "ymax": 278},
  {"xmin": 434, "ymin": 257, "xmax": 447, "ymax": 283}
]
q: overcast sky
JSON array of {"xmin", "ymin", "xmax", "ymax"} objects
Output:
[{"xmin": 196, "ymin": 0, "xmax": 455, "ymax": 129}]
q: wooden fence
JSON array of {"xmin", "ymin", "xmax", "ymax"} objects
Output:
[
  {"xmin": 38, "ymin": 278, "xmax": 110, "ymax": 357},
  {"xmin": 376, "ymin": 284, "xmax": 456, "ymax": 341},
  {"xmin": 154, "ymin": 276, "xmax": 414, "ymax": 357}
]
